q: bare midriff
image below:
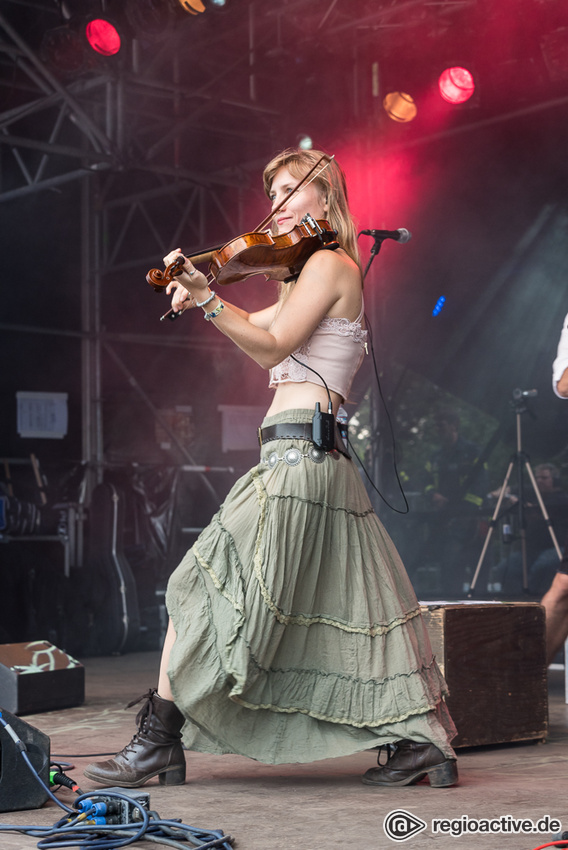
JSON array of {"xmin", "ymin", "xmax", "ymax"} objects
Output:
[{"xmin": 265, "ymin": 380, "xmax": 343, "ymax": 418}]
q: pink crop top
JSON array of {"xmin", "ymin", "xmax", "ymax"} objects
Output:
[{"xmin": 269, "ymin": 300, "xmax": 367, "ymax": 402}]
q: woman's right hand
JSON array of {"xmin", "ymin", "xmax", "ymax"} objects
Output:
[{"xmin": 166, "ymin": 280, "xmax": 197, "ymax": 314}]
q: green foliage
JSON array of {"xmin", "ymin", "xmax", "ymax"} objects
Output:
[{"xmin": 349, "ymin": 365, "xmax": 514, "ymax": 493}]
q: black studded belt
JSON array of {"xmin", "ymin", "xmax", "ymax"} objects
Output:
[{"xmin": 258, "ymin": 423, "xmax": 313, "ymax": 445}]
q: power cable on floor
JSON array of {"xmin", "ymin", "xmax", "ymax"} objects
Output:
[{"xmin": 51, "ymin": 753, "xmax": 122, "ymax": 759}]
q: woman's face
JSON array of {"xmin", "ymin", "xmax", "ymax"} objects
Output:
[{"xmin": 269, "ymin": 166, "xmax": 328, "ymax": 235}]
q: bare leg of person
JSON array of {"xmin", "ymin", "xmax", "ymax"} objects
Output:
[
  {"xmin": 157, "ymin": 618, "xmax": 177, "ymax": 700},
  {"xmin": 541, "ymin": 572, "xmax": 568, "ymax": 664}
]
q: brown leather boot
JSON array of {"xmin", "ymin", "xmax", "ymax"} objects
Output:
[
  {"xmin": 84, "ymin": 689, "xmax": 186, "ymax": 788},
  {"xmin": 361, "ymin": 740, "xmax": 458, "ymax": 788}
]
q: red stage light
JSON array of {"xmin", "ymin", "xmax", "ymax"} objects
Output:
[
  {"xmin": 438, "ymin": 67, "xmax": 475, "ymax": 104},
  {"xmin": 85, "ymin": 19, "xmax": 121, "ymax": 56}
]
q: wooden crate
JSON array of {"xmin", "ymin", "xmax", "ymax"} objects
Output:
[
  {"xmin": 421, "ymin": 602, "xmax": 548, "ymax": 748},
  {"xmin": 0, "ymin": 640, "xmax": 84, "ymax": 715}
]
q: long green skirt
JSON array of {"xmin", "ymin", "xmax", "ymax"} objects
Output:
[{"xmin": 166, "ymin": 409, "xmax": 457, "ymax": 764}]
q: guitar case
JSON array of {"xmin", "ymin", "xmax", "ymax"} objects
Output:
[{"xmin": 86, "ymin": 482, "xmax": 141, "ymax": 654}]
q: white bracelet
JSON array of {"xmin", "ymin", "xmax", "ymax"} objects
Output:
[
  {"xmin": 195, "ymin": 290, "xmax": 216, "ymax": 308},
  {"xmin": 204, "ymin": 301, "xmax": 224, "ymax": 321}
]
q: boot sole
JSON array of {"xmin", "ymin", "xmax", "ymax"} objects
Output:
[
  {"xmin": 83, "ymin": 764, "xmax": 186, "ymax": 788},
  {"xmin": 362, "ymin": 759, "xmax": 458, "ymax": 788}
]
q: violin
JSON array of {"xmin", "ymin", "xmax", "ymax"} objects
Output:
[
  {"xmin": 146, "ymin": 214, "xmax": 339, "ymax": 292},
  {"xmin": 146, "ymin": 153, "xmax": 338, "ymax": 320}
]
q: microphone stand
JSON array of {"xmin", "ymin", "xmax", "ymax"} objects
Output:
[
  {"xmin": 361, "ymin": 231, "xmax": 392, "ymax": 518},
  {"xmin": 362, "ymin": 232, "xmax": 386, "ymax": 281},
  {"xmin": 468, "ymin": 393, "xmax": 562, "ymax": 597}
]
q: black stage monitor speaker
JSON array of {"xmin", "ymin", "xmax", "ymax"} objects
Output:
[
  {"xmin": 0, "ymin": 708, "xmax": 50, "ymax": 812},
  {"xmin": 0, "ymin": 641, "xmax": 84, "ymax": 715}
]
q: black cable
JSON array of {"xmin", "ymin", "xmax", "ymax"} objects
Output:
[
  {"xmin": 49, "ymin": 769, "xmax": 83, "ymax": 796},
  {"xmin": 288, "ymin": 276, "xmax": 407, "ymax": 510},
  {"xmin": 290, "ymin": 318, "xmax": 408, "ymax": 509},
  {"xmin": 290, "ymin": 353, "xmax": 333, "ymax": 411},
  {"xmin": 362, "ymin": 318, "xmax": 409, "ymax": 514},
  {"xmin": 351, "ymin": 228, "xmax": 410, "ymax": 513},
  {"xmin": 51, "ymin": 752, "xmax": 118, "ymax": 759}
]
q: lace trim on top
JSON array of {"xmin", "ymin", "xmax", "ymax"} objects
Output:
[
  {"xmin": 318, "ymin": 316, "xmax": 367, "ymax": 344},
  {"xmin": 272, "ymin": 340, "xmax": 311, "ymax": 383},
  {"xmin": 270, "ymin": 314, "xmax": 367, "ymax": 386}
]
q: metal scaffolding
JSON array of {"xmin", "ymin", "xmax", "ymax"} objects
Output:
[{"xmin": 0, "ymin": 2, "xmax": 285, "ymax": 499}]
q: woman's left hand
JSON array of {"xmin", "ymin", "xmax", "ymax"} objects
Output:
[
  {"xmin": 163, "ymin": 249, "xmax": 210, "ymax": 313},
  {"xmin": 163, "ymin": 249, "xmax": 209, "ymax": 295}
]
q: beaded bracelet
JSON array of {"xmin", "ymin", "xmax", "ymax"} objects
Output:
[
  {"xmin": 204, "ymin": 300, "xmax": 224, "ymax": 321},
  {"xmin": 195, "ymin": 290, "xmax": 216, "ymax": 308}
]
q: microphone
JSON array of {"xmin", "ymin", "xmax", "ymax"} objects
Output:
[
  {"xmin": 513, "ymin": 388, "xmax": 538, "ymax": 400},
  {"xmin": 361, "ymin": 228, "xmax": 412, "ymax": 243}
]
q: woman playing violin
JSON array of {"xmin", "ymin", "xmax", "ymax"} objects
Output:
[{"xmin": 85, "ymin": 148, "xmax": 458, "ymax": 790}]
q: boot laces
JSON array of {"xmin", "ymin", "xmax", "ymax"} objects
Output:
[
  {"xmin": 112, "ymin": 690, "xmax": 158, "ymax": 758},
  {"xmin": 125, "ymin": 688, "xmax": 158, "ymax": 733}
]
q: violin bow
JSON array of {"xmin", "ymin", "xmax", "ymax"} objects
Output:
[{"xmin": 253, "ymin": 153, "xmax": 335, "ymax": 233}]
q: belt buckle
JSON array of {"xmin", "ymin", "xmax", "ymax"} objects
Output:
[{"xmin": 257, "ymin": 426, "xmax": 263, "ymax": 447}]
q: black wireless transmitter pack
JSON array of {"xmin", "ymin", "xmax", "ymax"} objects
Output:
[{"xmin": 312, "ymin": 402, "xmax": 335, "ymax": 452}]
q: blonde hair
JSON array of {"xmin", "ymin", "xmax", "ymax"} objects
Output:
[{"xmin": 262, "ymin": 148, "xmax": 361, "ymax": 276}]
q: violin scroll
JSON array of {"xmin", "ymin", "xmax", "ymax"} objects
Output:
[{"xmin": 146, "ymin": 255, "xmax": 186, "ymax": 292}]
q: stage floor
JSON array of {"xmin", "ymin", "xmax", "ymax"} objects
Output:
[{"xmin": 1, "ymin": 651, "xmax": 567, "ymax": 850}]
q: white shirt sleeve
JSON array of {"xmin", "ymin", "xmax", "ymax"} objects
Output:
[{"xmin": 552, "ymin": 312, "xmax": 568, "ymax": 398}]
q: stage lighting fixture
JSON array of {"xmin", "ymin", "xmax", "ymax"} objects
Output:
[
  {"xmin": 298, "ymin": 134, "xmax": 313, "ymax": 150},
  {"xmin": 432, "ymin": 296, "xmax": 446, "ymax": 317},
  {"xmin": 42, "ymin": 2, "xmax": 126, "ymax": 71},
  {"xmin": 383, "ymin": 91, "xmax": 417, "ymax": 123},
  {"xmin": 85, "ymin": 18, "xmax": 121, "ymax": 55},
  {"xmin": 177, "ymin": 0, "xmax": 206, "ymax": 13},
  {"xmin": 438, "ymin": 67, "xmax": 475, "ymax": 104},
  {"xmin": 40, "ymin": 24, "xmax": 86, "ymax": 73}
]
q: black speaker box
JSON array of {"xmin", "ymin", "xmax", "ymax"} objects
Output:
[
  {"xmin": 0, "ymin": 708, "xmax": 50, "ymax": 812},
  {"xmin": 0, "ymin": 641, "xmax": 84, "ymax": 715}
]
